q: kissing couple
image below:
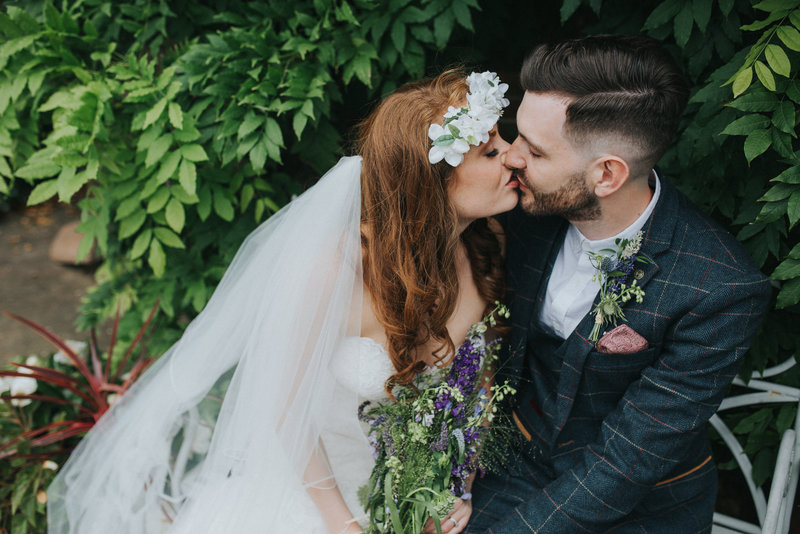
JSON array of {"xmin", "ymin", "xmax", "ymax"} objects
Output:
[{"xmin": 47, "ymin": 34, "xmax": 771, "ymax": 534}]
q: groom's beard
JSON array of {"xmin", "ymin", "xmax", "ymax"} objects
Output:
[{"xmin": 518, "ymin": 169, "xmax": 601, "ymax": 221}]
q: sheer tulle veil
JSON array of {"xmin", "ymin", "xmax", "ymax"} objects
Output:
[{"xmin": 47, "ymin": 156, "xmax": 366, "ymax": 533}]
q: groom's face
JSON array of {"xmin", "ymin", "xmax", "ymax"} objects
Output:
[{"xmin": 506, "ymin": 92, "xmax": 600, "ymax": 221}]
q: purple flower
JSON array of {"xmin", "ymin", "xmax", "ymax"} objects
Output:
[
  {"xmin": 430, "ymin": 422, "xmax": 449, "ymax": 452},
  {"xmin": 382, "ymin": 429, "xmax": 397, "ymax": 456}
]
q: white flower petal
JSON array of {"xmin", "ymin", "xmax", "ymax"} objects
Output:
[
  {"xmin": 429, "ymin": 146, "xmax": 445, "ymax": 164},
  {"xmin": 452, "ymin": 139, "xmax": 470, "ymax": 153},
  {"xmin": 11, "ymin": 376, "xmax": 37, "ymax": 396},
  {"xmin": 10, "ymin": 375, "xmax": 37, "ymax": 406},
  {"xmin": 444, "ymin": 150, "xmax": 465, "ymax": 167},
  {"xmin": 428, "ymin": 123, "xmax": 445, "ymax": 141}
]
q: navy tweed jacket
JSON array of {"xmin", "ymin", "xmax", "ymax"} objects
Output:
[{"xmin": 471, "ymin": 176, "xmax": 772, "ymax": 533}]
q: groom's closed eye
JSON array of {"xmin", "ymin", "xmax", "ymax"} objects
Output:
[{"xmin": 518, "ymin": 133, "xmax": 546, "ymax": 158}]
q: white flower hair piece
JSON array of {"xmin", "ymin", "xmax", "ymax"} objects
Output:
[{"xmin": 428, "ymin": 71, "xmax": 510, "ymax": 167}]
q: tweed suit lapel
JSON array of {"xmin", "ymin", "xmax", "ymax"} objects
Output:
[
  {"xmin": 504, "ymin": 212, "xmax": 567, "ymax": 390},
  {"xmin": 550, "ymin": 174, "xmax": 680, "ymax": 438}
]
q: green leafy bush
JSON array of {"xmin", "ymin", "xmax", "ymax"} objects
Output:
[
  {"xmin": 3, "ymin": 0, "xmax": 799, "ymax": 519},
  {"xmin": 0, "ymin": 0, "xmax": 480, "ymax": 354}
]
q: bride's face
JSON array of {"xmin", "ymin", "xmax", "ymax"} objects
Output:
[{"xmin": 448, "ymin": 127, "xmax": 518, "ymax": 227}]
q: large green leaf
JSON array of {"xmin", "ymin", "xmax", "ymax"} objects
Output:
[
  {"xmin": 788, "ymin": 190, "xmax": 800, "ymax": 228},
  {"xmin": 16, "ymin": 161, "xmax": 60, "ymax": 180},
  {"xmin": 732, "ymin": 67, "xmax": 754, "ymax": 98},
  {"xmin": 772, "ymin": 100, "xmax": 796, "ymax": 135},
  {"xmin": 154, "ymin": 226, "xmax": 185, "ymax": 249},
  {"xmin": 755, "ymin": 60, "xmax": 777, "ymax": 91},
  {"xmin": 765, "ymin": 44, "xmax": 791, "ymax": 77},
  {"xmin": 118, "ymin": 210, "xmax": 147, "ymax": 240},
  {"xmin": 691, "ymin": 0, "xmax": 713, "ymax": 33},
  {"xmin": 168, "ymin": 102, "xmax": 183, "ymax": 130},
  {"xmin": 560, "ymin": 0, "xmax": 582, "ymax": 23},
  {"xmin": 181, "ymin": 144, "xmax": 209, "ymax": 162},
  {"xmin": 643, "ymin": 0, "xmax": 681, "ymax": 30},
  {"xmin": 721, "ymin": 114, "xmax": 771, "ymax": 135},
  {"xmin": 143, "ymin": 98, "xmax": 168, "ymax": 130},
  {"xmin": 148, "ymin": 238, "xmax": 166, "ymax": 277},
  {"xmin": 178, "ymin": 159, "xmax": 197, "ymax": 195},
  {"xmin": 155, "ymin": 150, "xmax": 181, "ymax": 183},
  {"xmin": 727, "ymin": 89, "xmax": 778, "ymax": 112},
  {"xmin": 146, "ymin": 187, "xmax": 170, "ymax": 213},
  {"xmin": 772, "ymin": 258, "xmax": 800, "ymax": 280},
  {"xmin": 0, "ymin": 34, "xmax": 36, "ymax": 70},
  {"xmin": 27, "ymin": 179, "xmax": 58, "ymax": 205},
  {"xmin": 146, "ymin": 134, "xmax": 173, "ymax": 168},
  {"xmin": 673, "ymin": 2, "xmax": 694, "ymax": 48},
  {"xmin": 213, "ymin": 190, "xmax": 234, "ymax": 221},
  {"xmin": 130, "ymin": 228, "xmax": 152, "ymax": 260},
  {"xmin": 433, "ymin": 10, "xmax": 454, "ymax": 48},
  {"xmin": 777, "ymin": 25, "xmax": 800, "ymax": 51},
  {"xmin": 165, "ymin": 197, "xmax": 185, "ymax": 233},
  {"xmin": 238, "ymin": 111, "xmax": 263, "ymax": 141}
]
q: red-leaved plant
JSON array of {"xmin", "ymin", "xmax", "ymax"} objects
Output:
[{"xmin": 0, "ymin": 303, "xmax": 159, "ymax": 461}]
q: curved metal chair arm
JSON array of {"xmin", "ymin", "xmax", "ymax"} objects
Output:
[
  {"xmin": 762, "ymin": 429, "xmax": 796, "ymax": 534},
  {"xmin": 711, "ymin": 354, "xmax": 799, "ymax": 534}
]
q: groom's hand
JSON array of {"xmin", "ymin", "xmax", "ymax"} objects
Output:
[{"xmin": 422, "ymin": 498, "xmax": 472, "ymax": 534}]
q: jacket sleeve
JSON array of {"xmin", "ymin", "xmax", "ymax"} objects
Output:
[{"xmin": 488, "ymin": 273, "xmax": 772, "ymax": 533}]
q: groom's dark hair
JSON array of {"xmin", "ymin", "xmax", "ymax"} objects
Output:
[{"xmin": 521, "ymin": 34, "xmax": 689, "ymax": 178}]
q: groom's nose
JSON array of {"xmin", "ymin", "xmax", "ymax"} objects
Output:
[{"xmin": 505, "ymin": 136, "xmax": 527, "ymax": 170}]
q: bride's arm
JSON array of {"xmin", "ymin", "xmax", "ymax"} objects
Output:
[
  {"xmin": 282, "ymin": 252, "xmax": 366, "ymax": 534},
  {"xmin": 304, "ymin": 441, "xmax": 363, "ymax": 534}
]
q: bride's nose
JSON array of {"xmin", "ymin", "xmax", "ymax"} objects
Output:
[
  {"xmin": 496, "ymin": 132, "xmax": 511, "ymax": 152},
  {"xmin": 497, "ymin": 134, "xmax": 511, "ymax": 166}
]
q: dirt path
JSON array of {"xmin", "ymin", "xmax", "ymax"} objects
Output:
[{"xmin": 0, "ymin": 202, "xmax": 96, "ymax": 366}]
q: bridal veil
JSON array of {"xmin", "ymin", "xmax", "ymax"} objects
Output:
[{"xmin": 47, "ymin": 156, "xmax": 367, "ymax": 533}]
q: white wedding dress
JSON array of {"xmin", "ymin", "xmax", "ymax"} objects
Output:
[
  {"xmin": 45, "ymin": 156, "xmax": 477, "ymax": 533},
  {"xmin": 45, "ymin": 158, "xmax": 416, "ymax": 533},
  {"xmin": 271, "ymin": 336, "xmax": 398, "ymax": 532}
]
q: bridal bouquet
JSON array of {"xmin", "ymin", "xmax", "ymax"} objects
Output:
[{"xmin": 357, "ymin": 304, "xmax": 514, "ymax": 534}]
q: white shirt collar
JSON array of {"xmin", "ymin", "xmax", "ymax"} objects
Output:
[{"xmin": 565, "ymin": 170, "xmax": 661, "ymax": 256}]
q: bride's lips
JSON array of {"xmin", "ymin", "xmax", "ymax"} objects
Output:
[
  {"xmin": 506, "ymin": 171, "xmax": 520, "ymax": 188},
  {"xmin": 513, "ymin": 171, "xmax": 530, "ymax": 191}
]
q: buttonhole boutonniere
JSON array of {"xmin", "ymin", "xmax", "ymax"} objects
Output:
[{"xmin": 588, "ymin": 231, "xmax": 654, "ymax": 343}]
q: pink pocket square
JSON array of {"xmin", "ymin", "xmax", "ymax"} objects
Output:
[{"xmin": 596, "ymin": 324, "xmax": 649, "ymax": 354}]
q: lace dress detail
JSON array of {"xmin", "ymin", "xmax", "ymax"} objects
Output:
[{"xmin": 330, "ymin": 337, "xmax": 397, "ymax": 402}]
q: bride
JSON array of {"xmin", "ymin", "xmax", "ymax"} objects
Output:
[{"xmin": 46, "ymin": 69, "xmax": 518, "ymax": 534}]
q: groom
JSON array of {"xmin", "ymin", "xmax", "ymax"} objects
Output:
[{"xmin": 467, "ymin": 35, "xmax": 772, "ymax": 533}]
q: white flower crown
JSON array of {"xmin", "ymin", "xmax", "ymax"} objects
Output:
[{"xmin": 428, "ymin": 71, "xmax": 510, "ymax": 167}]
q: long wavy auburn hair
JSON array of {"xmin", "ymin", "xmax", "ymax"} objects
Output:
[{"xmin": 356, "ymin": 69, "xmax": 506, "ymax": 395}]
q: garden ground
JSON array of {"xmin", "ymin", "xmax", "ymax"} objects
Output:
[{"xmin": 0, "ymin": 201, "xmax": 95, "ymax": 366}]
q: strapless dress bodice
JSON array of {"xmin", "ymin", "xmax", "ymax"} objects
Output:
[{"xmin": 329, "ymin": 336, "xmax": 395, "ymax": 402}]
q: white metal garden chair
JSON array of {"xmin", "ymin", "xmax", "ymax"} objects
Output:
[{"xmin": 711, "ymin": 357, "xmax": 800, "ymax": 534}]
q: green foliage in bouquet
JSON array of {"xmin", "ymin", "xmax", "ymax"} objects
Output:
[
  {"xmin": 0, "ymin": 0, "xmax": 480, "ymax": 355},
  {"xmin": 357, "ymin": 304, "xmax": 514, "ymax": 534}
]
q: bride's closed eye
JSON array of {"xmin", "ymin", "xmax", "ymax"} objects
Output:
[{"xmin": 485, "ymin": 148, "xmax": 499, "ymax": 157}]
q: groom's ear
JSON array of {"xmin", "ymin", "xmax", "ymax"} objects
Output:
[{"xmin": 590, "ymin": 155, "xmax": 629, "ymax": 198}]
